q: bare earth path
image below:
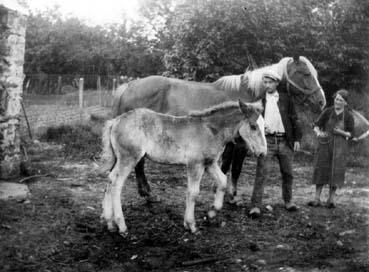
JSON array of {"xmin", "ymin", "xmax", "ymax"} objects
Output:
[{"xmin": 0, "ymin": 143, "xmax": 368, "ymax": 272}]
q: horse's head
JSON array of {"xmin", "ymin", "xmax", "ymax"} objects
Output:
[
  {"xmin": 284, "ymin": 56, "xmax": 326, "ymax": 113},
  {"xmin": 238, "ymin": 100, "xmax": 267, "ymax": 157}
]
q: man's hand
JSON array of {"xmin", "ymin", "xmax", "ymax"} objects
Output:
[{"xmin": 293, "ymin": 141, "xmax": 300, "ymax": 152}]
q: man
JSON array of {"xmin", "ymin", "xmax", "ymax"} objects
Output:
[{"xmin": 249, "ymin": 69, "xmax": 302, "ymax": 218}]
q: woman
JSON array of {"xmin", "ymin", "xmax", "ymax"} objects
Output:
[{"xmin": 308, "ymin": 89, "xmax": 355, "ymax": 208}]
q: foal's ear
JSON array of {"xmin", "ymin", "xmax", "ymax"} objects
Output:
[{"xmin": 239, "ymin": 100, "xmax": 255, "ymax": 117}]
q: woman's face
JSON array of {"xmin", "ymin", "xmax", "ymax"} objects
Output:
[{"xmin": 334, "ymin": 93, "xmax": 347, "ymax": 110}]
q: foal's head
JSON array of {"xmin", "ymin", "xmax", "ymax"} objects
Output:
[{"xmin": 238, "ymin": 100, "xmax": 267, "ymax": 157}]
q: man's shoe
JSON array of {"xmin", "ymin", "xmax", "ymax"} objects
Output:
[
  {"xmin": 285, "ymin": 202, "xmax": 299, "ymax": 212},
  {"xmin": 249, "ymin": 207, "xmax": 261, "ymax": 218}
]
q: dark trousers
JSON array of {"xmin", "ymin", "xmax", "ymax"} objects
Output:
[{"xmin": 251, "ymin": 135, "xmax": 294, "ymax": 207}]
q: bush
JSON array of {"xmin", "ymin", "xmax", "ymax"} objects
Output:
[{"xmin": 41, "ymin": 124, "xmax": 101, "ymax": 159}]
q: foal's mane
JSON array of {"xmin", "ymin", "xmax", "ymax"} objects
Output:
[
  {"xmin": 189, "ymin": 101, "xmax": 262, "ymax": 118},
  {"xmin": 213, "ymin": 56, "xmax": 318, "ymax": 99},
  {"xmin": 189, "ymin": 101, "xmax": 240, "ymax": 117}
]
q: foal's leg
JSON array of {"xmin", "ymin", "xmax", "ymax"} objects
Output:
[
  {"xmin": 110, "ymin": 159, "xmax": 136, "ymax": 236},
  {"xmin": 184, "ymin": 163, "xmax": 204, "ymax": 233},
  {"xmin": 207, "ymin": 163, "xmax": 227, "ymax": 219},
  {"xmin": 101, "ymin": 183, "xmax": 115, "ymax": 231}
]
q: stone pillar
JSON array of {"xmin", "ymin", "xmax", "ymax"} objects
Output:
[{"xmin": 0, "ymin": 3, "xmax": 27, "ymax": 179}]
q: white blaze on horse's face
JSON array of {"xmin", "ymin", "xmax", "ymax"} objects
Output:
[{"xmin": 239, "ymin": 113, "xmax": 267, "ymax": 157}]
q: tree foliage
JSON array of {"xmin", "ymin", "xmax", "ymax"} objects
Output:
[
  {"xmin": 156, "ymin": 0, "xmax": 369, "ymax": 96},
  {"xmin": 24, "ymin": 0, "xmax": 369, "ymax": 102},
  {"xmin": 25, "ymin": 6, "xmax": 164, "ymax": 77}
]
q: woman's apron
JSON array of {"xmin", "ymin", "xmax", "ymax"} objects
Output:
[{"xmin": 312, "ymin": 112, "xmax": 349, "ymax": 187}]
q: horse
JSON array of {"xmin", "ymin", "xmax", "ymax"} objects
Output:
[
  {"xmin": 100, "ymin": 100, "xmax": 267, "ymax": 235},
  {"xmin": 111, "ymin": 56, "xmax": 326, "ymax": 202}
]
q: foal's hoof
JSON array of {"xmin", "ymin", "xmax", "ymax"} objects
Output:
[
  {"xmin": 184, "ymin": 222, "xmax": 198, "ymax": 234},
  {"xmin": 107, "ymin": 222, "xmax": 118, "ymax": 232},
  {"xmin": 119, "ymin": 230, "xmax": 129, "ymax": 238}
]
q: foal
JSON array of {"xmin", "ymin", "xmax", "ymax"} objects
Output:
[{"xmin": 100, "ymin": 100, "xmax": 266, "ymax": 235}]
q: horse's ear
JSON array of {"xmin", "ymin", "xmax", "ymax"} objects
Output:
[{"xmin": 293, "ymin": 54, "xmax": 300, "ymax": 63}]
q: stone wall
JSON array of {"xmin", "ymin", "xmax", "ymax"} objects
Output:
[{"xmin": 0, "ymin": 3, "xmax": 27, "ymax": 179}]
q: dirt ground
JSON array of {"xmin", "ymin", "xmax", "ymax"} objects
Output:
[{"xmin": 0, "ymin": 142, "xmax": 368, "ymax": 272}]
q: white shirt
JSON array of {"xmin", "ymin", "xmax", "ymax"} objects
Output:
[{"xmin": 264, "ymin": 91, "xmax": 285, "ymax": 134}]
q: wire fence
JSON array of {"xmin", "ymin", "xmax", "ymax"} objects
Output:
[{"xmin": 20, "ymin": 73, "xmax": 131, "ymax": 139}]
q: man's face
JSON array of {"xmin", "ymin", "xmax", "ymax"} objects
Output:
[{"xmin": 263, "ymin": 77, "xmax": 278, "ymax": 93}]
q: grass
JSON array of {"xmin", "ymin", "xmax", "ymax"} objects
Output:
[{"xmin": 40, "ymin": 124, "xmax": 102, "ymax": 160}]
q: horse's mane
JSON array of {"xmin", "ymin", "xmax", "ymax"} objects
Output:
[
  {"xmin": 213, "ymin": 56, "xmax": 319, "ymax": 99},
  {"xmin": 189, "ymin": 101, "xmax": 262, "ymax": 117},
  {"xmin": 189, "ymin": 101, "xmax": 240, "ymax": 117},
  {"xmin": 212, "ymin": 75, "xmax": 242, "ymax": 93}
]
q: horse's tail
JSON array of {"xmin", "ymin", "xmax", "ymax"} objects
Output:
[
  {"xmin": 111, "ymin": 83, "xmax": 129, "ymax": 117},
  {"xmin": 100, "ymin": 119, "xmax": 117, "ymax": 174}
]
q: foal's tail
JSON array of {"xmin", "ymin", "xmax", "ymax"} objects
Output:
[{"xmin": 100, "ymin": 119, "xmax": 117, "ymax": 174}]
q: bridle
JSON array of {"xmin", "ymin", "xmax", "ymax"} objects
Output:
[{"xmin": 284, "ymin": 61, "xmax": 322, "ymax": 106}]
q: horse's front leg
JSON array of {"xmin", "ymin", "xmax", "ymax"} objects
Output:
[
  {"xmin": 135, "ymin": 158, "xmax": 150, "ymax": 197},
  {"xmin": 135, "ymin": 158, "xmax": 161, "ymax": 203},
  {"xmin": 207, "ymin": 163, "xmax": 227, "ymax": 218},
  {"xmin": 228, "ymin": 142, "xmax": 247, "ymax": 203},
  {"xmin": 184, "ymin": 163, "xmax": 204, "ymax": 234}
]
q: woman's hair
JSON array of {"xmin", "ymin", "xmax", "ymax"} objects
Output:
[{"xmin": 333, "ymin": 89, "xmax": 349, "ymax": 104}]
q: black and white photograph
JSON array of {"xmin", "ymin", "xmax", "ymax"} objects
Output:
[{"xmin": 0, "ymin": 0, "xmax": 368, "ymax": 271}]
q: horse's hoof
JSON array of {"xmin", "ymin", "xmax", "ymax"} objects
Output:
[
  {"xmin": 307, "ymin": 200, "xmax": 321, "ymax": 207},
  {"xmin": 224, "ymin": 193, "xmax": 236, "ymax": 204},
  {"xmin": 285, "ymin": 203, "xmax": 299, "ymax": 212},
  {"xmin": 326, "ymin": 202, "xmax": 336, "ymax": 209},
  {"xmin": 227, "ymin": 198, "xmax": 237, "ymax": 205},
  {"xmin": 192, "ymin": 229, "xmax": 201, "ymax": 235}
]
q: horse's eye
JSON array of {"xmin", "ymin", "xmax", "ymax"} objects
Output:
[{"xmin": 250, "ymin": 124, "xmax": 257, "ymax": 130}]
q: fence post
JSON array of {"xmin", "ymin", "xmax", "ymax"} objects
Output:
[
  {"xmin": 97, "ymin": 76, "xmax": 102, "ymax": 106},
  {"xmin": 79, "ymin": 77, "xmax": 84, "ymax": 121},
  {"xmin": 57, "ymin": 76, "xmax": 62, "ymax": 94},
  {"xmin": 112, "ymin": 78, "xmax": 117, "ymax": 97}
]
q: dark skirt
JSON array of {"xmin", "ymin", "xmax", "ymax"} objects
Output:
[{"xmin": 312, "ymin": 135, "xmax": 349, "ymax": 187}]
